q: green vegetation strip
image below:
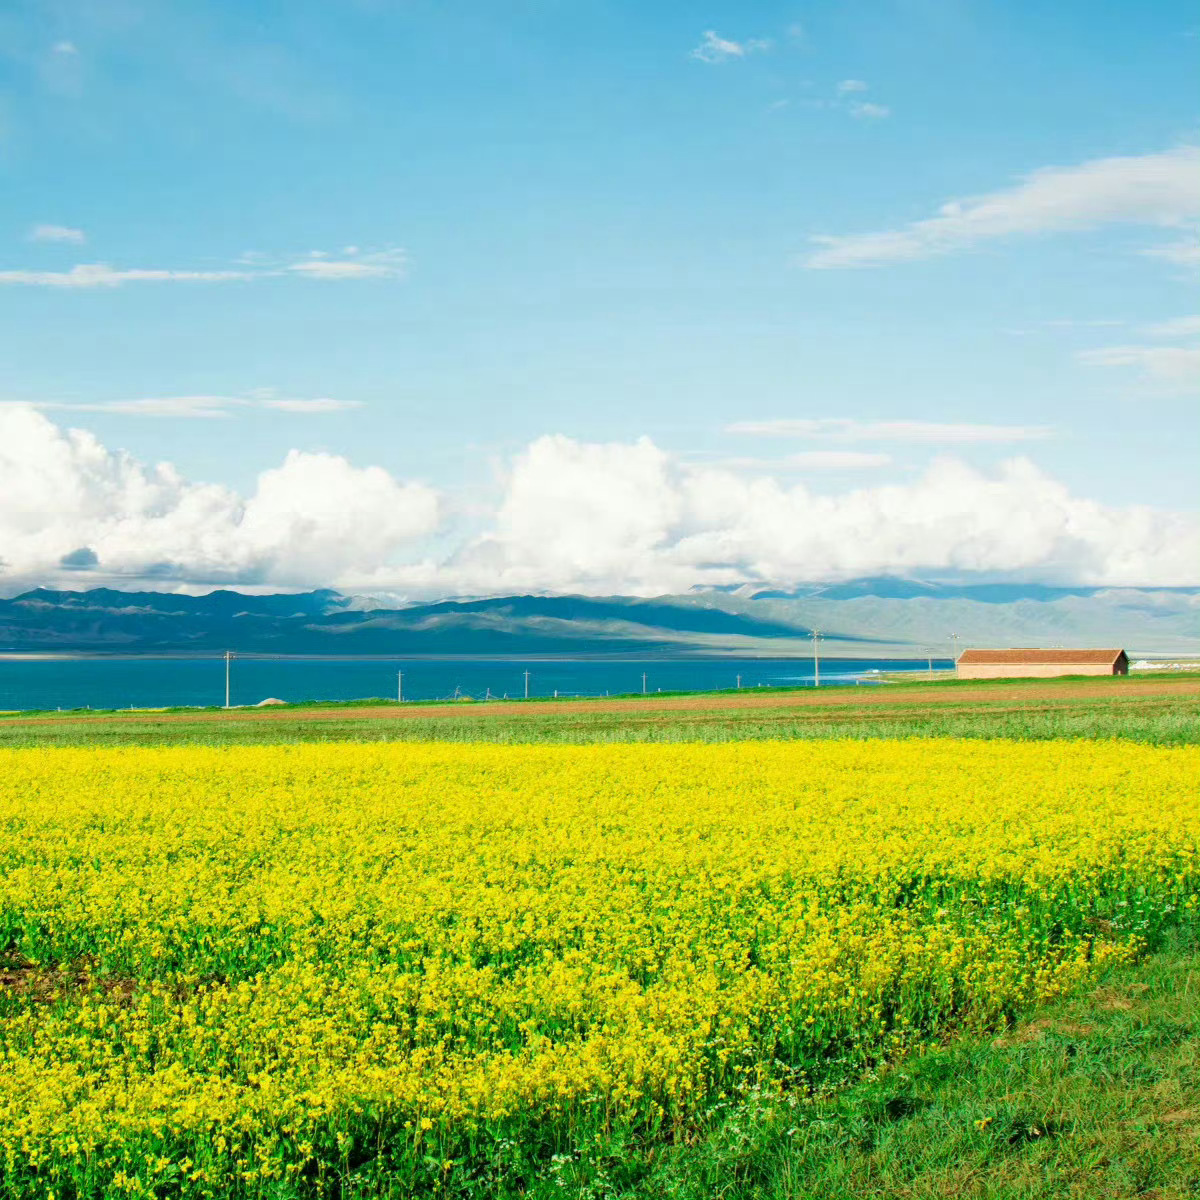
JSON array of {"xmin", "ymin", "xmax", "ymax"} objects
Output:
[
  {"xmin": 2, "ymin": 692, "xmax": 1196, "ymax": 747},
  {"xmin": 425, "ymin": 930, "xmax": 1200, "ymax": 1200}
]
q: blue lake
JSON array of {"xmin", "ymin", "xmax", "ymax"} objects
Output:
[{"xmin": 0, "ymin": 656, "xmax": 952, "ymax": 712}]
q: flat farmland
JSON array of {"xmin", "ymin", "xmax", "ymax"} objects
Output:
[
  {"xmin": 1, "ymin": 672, "xmax": 1195, "ymax": 748},
  {"xmin": 1, "ymin": 674, "xmax": 1198, "ymax": 1199}
]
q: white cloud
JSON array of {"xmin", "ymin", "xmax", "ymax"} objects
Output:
[
  {"xmin": 805, "ymin": 145, "xmax": 1200, "ymax": 268},
  {"xmin": 787, "ymin": 450, "xmax": 892, "ymax": 469},
  {"xmin": 0, "ymin": 246, "xmax": 407, "ymax": 288},
  {"xmin": 1144, "ymin": 314, "xmax": 1200, "ymax": 338},
  {"xmin": 29, "ymin": 224, "xmax": 85, "ymax": 243},
  {"xmin": 725, "ymin": 418, "xmax": 1053, "ymax": 443},
  {"xmin": 849, "ymin": 102, "xmax": 890, "ymax": 120},
  {"xmin": 28, "ymin": 393, "xmax": 363, "ymax": 418},
  {"xmin": 1078, "ymin": 345, "xmax": 1200, "ymax": 388},
  {"xmin": 433, "ymin": 435, "xmax": 1197, "ymax": 593},
  {"xmin": 287, "ymin": 247, "xmax": 406, "ymax": 280},
  {"xmin": 0, "ymin": 406, "xmax": 438, "ymax": 588},
  {"xmin": 52, "ymin": 41, "xmax": 78, "ymax": 56},
  {"xmin": 837, "ymin": 79, "xmax": 869, "ymax": 93},
  {"xmin": 690, "ymin": 30, "xmax": 770, "ymax": 63},
  {"xmin": 259, "ymin": 397, "xmax": 364, "ymax": 413},
  {"xmin": 53, "ymin": 396, "xmax": 241, "ymax": 419},
  {"xmin": 0, "ymin": 264, "xmax": 254, "ymax": 288},
  {"xmin": 713, "ymin": 451, "xmax": 892, "ymax": 471},
  {"xmin": 1145, "ymin": 237, "xmax": 1200, "ymax": 268},
  {"xmin": 0, "ymin": 415, "xmax": 1193, "ymax": 592}
]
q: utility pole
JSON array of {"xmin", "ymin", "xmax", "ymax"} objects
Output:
[
  {"xmin": 811, "ymin": 629, "xmax": 822, "ymax": 688},
  {"xmin": 642, "ymin": 672, "xmax": 647, "ymax": 695},
  {"xmin": 927, "ymin": 653, "xmax": 933, "ymax": 678},
  {"xmin": 397, "ymin": 670, "xmax": 404, "ymax": 703},
  {"xmin": 224, "ymin": 650, "xmax": 233, "ymax": 709},
  {"xmin": 950, "ymin": 633, "xmax": 960, "ymax": 674},
  {"xmin": 736, "ymin": 674, "xmax": 741, "ymax": 690},
  {"xmin": 523, "ymin": 669, "xmax": 530, "ymax": 700}
]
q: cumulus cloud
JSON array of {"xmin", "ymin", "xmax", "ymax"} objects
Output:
[
  {"xmin": 0, "ymin": 406, "xmax": 438, "ymax": 588},
  {"xmin": 29, "ymin": 224, "xmax": 85, "ymax": 243},
  {"xmin": 805, "ymin": 145, "xmax": 1200, "ymax": 268},
  {"xmin": 690, "ymin": 30, "xmax": 770, "ymax": 63},
  {"xmin": 725, "ymin": 418, "xmax": 1053, "ymax": 442},
  {"xmin": 435, "ymin": 435, "xmax": 1197, "ymax": 593},
  {"xmin": 1, "ymin": 415, "xmax": 1193, "ymax": 594}
]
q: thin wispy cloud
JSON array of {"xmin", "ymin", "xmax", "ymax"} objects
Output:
[
  {"xmin": 1145, "ymin": 238, "xmax": 1200, "ymax": 268},
  {"xmin": 690, "ymin": 30, "xmax": 770, "ymax": 63},
  {"xmin": 836, "ymin": 79, "xmax": 868, "ymax": 94},
  {"xmin": 28, "ymin": 223, "xmax": 85, "ymax": 243},
  {"xmin": 287, "ymin": 247, "xmax": 406, "ymax": 280},
  {"xmin": 1145, "ymin": 315, "xmax": 1200, "ymax": 338},
  {"xmin": 28, "ymin": 393, "xmax": 364, "ymax": 418},
  {"xmin": 259, "ymin": 397, "xmax": 363, "ymax": 413},
  {"xmin": 849, "ymin": 101, "xmax": 890, "ymax": 120},
  {"xmin": 726, "ymin": 418, "xmax": 1054, "ymax": 443},
  {"xmin": 0, "ymin": 264, "xmax": 254, "ymax": 288},
  {"xmin": 805, "ymin": 145, "xmax": 1200, "ymax": 269},
  {"xmin": 1079, "ymin": 345, "xmax": 1200, "ymax": 388},
  {"xmin": 0, "ymin": 246, "xmax": 406, "ymax": 288}
]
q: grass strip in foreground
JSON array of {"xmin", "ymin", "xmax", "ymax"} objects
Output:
[{"xmin": 609, "ymin": 927, "xmax": 1199, "ymax": 1200}]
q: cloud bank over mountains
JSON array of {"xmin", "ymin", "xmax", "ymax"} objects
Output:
[{"xmin": 1, "ymin": 406, "xmax": 1196, "ymax": 597}]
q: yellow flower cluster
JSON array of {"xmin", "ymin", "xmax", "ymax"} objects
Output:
[{"xmin": 0, "ymin": 740, "xmax": 1195, "ymax": 1196}]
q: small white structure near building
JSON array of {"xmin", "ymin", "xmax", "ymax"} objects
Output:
[{"xmin": 956, "ymin": 648, "xmax": 1129, "ymax": 680}]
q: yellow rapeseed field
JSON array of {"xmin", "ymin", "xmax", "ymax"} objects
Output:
[{"xmin": 0, "ymin": 739, "xmax": 1196, "ymax": 1196}]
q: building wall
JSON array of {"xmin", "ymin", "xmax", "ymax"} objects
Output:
[{"xmin": 956, "ymin": 663, "xmax": 1117, "ymax": 679}]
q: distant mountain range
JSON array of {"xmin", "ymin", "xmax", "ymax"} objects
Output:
[{"xmin": 1, "ymin": 580, "xmax": 1196, "ymax": 657}]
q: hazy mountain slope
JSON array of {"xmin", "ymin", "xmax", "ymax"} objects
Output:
[{"xmin": 0, "ymin": 583, "xmax": 1195, "ymax": 656}]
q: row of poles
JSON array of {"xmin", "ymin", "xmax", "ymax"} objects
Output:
[{"xmin": 221, "ymin": 632, "xmax": 963, "ymax": 709}]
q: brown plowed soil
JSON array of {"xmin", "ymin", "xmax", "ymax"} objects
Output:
[{"xmin": 2, "ymin": 677, "xmax": 1194, "ymax": 727}]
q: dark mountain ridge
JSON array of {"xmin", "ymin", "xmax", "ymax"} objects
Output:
[{"xmin": 1, "ymin": 581, "xmax": 1195, "ymax": 656}]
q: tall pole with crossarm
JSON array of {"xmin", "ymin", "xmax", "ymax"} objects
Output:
[
  {"xmin": 811, "ymin": 629, "xmax": 822, "ymax": 688},
  {"xmin": 224, "ymin": 650, "xmax": 233, "ymax": 709}
]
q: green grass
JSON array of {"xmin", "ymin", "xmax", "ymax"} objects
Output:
[
  {"xmin": 1, "ymin": 688, "xmax": 1196, "ymax": 747},
  {"xmin": 639, "ymin": 928, "xmax": 1200, "ymax": 1200},
  {"xmin": 408, "ymin": 928, "xmax": 1197, "ymax": 1200}
]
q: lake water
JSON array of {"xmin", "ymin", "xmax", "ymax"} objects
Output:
[{"xmin": 0, "ymin": 656, "xmax": 952, "ymax": 713}]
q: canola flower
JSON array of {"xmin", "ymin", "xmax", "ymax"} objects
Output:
[{"xmin": 0, "ymin": 739, "xmax": 1196, "ymax": 1197}]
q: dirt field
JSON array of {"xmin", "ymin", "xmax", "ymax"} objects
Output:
[{"xmin": 3, "ymin": 676, "xmax": 1194, "ymax": 728}]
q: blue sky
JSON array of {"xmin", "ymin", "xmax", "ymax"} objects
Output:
[{"xmin": 0, "ymin": 1, "xmax": 1197, "ymax": 595}]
